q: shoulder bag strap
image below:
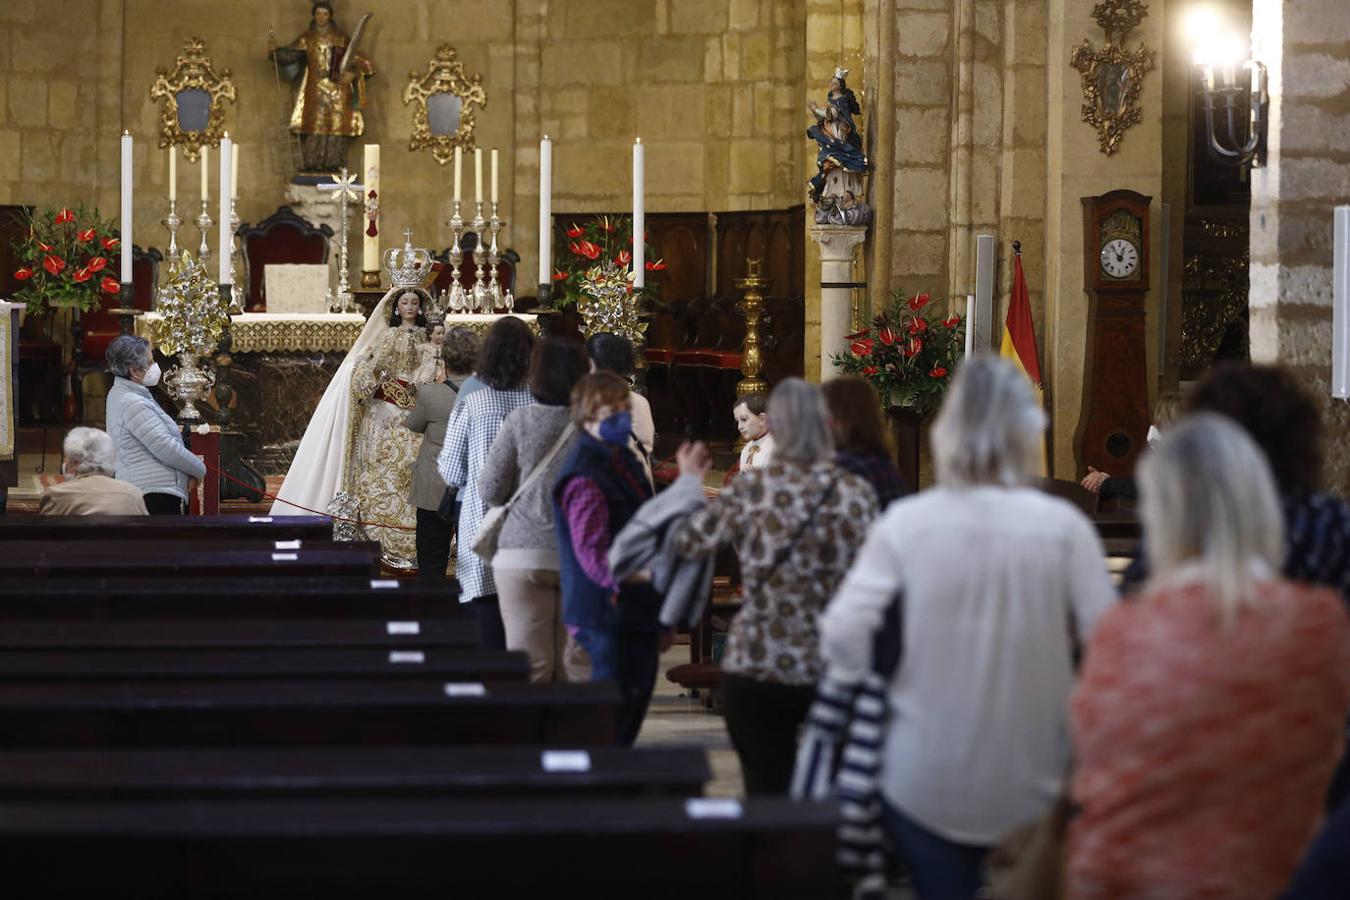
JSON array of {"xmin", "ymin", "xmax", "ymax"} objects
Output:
[
  {"xmin": 767, "ymin": 475, "xmax": 839, "ymax": 575},
  {"xmin": 501, "ymin": 423, "xmax": 575, "ymax": 511}
]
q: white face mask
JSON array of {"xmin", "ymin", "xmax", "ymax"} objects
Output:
[
  {"xmin": 1146, "ymin": 425, "xmax": 1161, "ymax": 448},
  {"xmin": 140, "ymin": 362, "xmax": 162, "ymax": 387}
]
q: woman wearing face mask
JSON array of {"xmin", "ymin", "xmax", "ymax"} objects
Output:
[
  {"xmin": 552, "ymin": 371, "xmax": 664, "ymax": 745},
  {"xmin": 104, "ymin": 334, "xmax": 207, "ymax": 515}
]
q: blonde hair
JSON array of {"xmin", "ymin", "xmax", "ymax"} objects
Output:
[
  {"xmin": 930, "ymin": 356, "xmax": 1045, "ymax": 488},
  {"xmin": 570, "ymin": 371, "xmax": 631, "ymax": 427},
  {"xmin": 1138, "ymin": 413, "xmax": 1284, "ymax": 624}
]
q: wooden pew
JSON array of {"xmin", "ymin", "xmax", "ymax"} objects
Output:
[
  {"xmin": 0, "ymin": 575, "xmax": 458, "ymax": 620},
  {"xmin": 0, "ymin": 679, "xmax": 620, "ymax": 748},
  {"xmin": 0, "ymin": 514, "xmax": 333, "ymax": 543},
  {"xmin": 0, "ymin": 541, "xmax": 381, "ymax": 579},
  {"xmin": 0, "ymin": 796, "xmax": 839, "ymax": 899},
  {"xmin": 0, "ymin": 745, "xmax": 711, "ymax": 800},
  {"xmin": 0, "ymin": 618, "xmax": 477, "ymax": 651},
  {"xmin": 0, "ymin": 647, "xmax": 530, "ymax": 684}
]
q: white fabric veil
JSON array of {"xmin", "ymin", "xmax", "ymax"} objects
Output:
[{"xmin": 268, "ymin": 289, "xmax": 399, "ymax": 515}]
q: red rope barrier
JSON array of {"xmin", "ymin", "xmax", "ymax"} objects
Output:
[{"xmin": 203, "ymin": 460, "xmax": 417, "ymax": 532}]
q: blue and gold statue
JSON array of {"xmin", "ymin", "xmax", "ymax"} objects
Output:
[{"xmin": 807, "ymin": 67, "xmax": 872, "ymax": 226}]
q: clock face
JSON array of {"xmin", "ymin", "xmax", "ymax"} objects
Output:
[{"xmin": 1100, "ymin": 238, "xmax": 1140, "ymax": 279}]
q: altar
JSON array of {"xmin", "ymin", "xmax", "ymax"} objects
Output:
[{"xmin": 135, "ymin": 311, "xmax": 538, "ymax": 475}]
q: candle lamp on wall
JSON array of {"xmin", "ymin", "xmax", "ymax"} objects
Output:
[{"xmin": 1186, "ymin": 7, "xmax": 1268, "ymax": 168}]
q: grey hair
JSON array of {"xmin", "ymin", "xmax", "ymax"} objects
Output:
[
  {"xmin": 1138, "ymin": 413, "xmax": 1284, "ymax": 624},
  {"xmin": 442, "ymin": 326, "xmax": 480, "ymax": 374},
  {"xmin": 930, "ymin": 355, "xmax": 1046, "ymax": 488},
  {"xmin": 63, "ymin": 426, "xmax": 116, "ymax": 477},
  {"xmin": 766, "ymin": 378, "xmax": 833, "ymax": 465},
  {"xmin": 106, "ymin": 334, "xmax": 151, "ymax": 378}
]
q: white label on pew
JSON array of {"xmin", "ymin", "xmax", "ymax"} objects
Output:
[
  {"xmin": 443, "ymin": 682, "xmax": 487, "ymax": 697},
  {"xmin": 685, "ymin": 798, "xmax": 743, "ymax": 820},
  {"xmin": 274, "ymin": 540, "xmax": 302, "ymax": 550},
  {"xmin": 249, "ymin": 516, "xmax": 274, "ymax": 523},
  {"xmin": 370, "ymin": 579, "xmax": 400, "ymax": 590},
  {"xmin": 389, "ymin": 651, "xmax": 425, "ymax": 664},
  {"xmin": 271, "ymin": 552, "xmax": 299, "ymax": 562},
  {"xmin": 386, "ymin": 621, "xmax": 421, "ymax": 635},
  {"xmin": 541, "ymin": 750, "xmax": 592, "ymax": 773}
]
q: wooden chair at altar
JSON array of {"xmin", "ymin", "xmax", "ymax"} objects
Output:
[
  {"xmin": 430, "ymin": 234, "xmax": 520, "ymax": 308},
  {"xmin": 237, "ymin": 206, "xmax": 333, "ymax": 312}
]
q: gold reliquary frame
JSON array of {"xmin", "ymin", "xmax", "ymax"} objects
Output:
[
  {"xmin": 149, "ymin": 37, "xmax": 237, "ymax": 163},
  {"xmin": 402, "ymin": 44, "xmax": 487, "ymax": 166}
]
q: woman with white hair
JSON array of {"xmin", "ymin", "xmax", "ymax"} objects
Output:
[
  {"xmin": 104, "ymin": 334, "xmax": 206, "ymax": 516},
  {"xmin": 820, "ymin": 355, "xmax": 1115, "ymax": 897},
  {"xmin": 39, "ymin": 427, "xmax": 147, "ymax": 516},
  {"xmin": 1067, "ymin": 414, "xmax": 1350, "ymax": 899},
  {"xmin": 673, "ymin": 377, "xmax": 878, "ymax": 794}
]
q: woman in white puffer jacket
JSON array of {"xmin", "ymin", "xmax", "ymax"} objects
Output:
[{"xmin": 103, "ymin": 335, "xmax": 207, "ymax": 515}]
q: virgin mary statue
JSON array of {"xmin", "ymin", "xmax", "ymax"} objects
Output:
[{"xmin": 270, "ymin": 282, "xmax": 439, "ymax": 570}]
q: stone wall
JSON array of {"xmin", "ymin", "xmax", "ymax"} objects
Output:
[{"xmin": 1250, "ymin": 0, "xmax": 1350, "ymax": 493}]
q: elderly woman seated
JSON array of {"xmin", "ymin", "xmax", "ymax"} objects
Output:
[{"xmin": 40, "ymin": 427, "xmax": 148, "ymax": 516}]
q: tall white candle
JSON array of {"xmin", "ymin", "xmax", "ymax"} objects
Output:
[
  {"xmin": 632, "ymin": 138, "xmax": 645, "ymax": 289},
  {"xmin": 964, "ymin": 294, "xmax": 975, "ymax": 357},
  {"xmin": 168, "ymin": 146, "xmax": 177, "ymax": 203},
  {"xmin": 120, "ymin": 132, "xmax": 133, "ymax": 283},
  {"xmin": 453, "ymin": 146, "xmax": 463, "ymax": 203},
  {"xmin": 218, "ymin": 135, "xmax": 232, "ymax": 284},
  {"xmin": 491, "ymin": 148, "xmax": 499, "ymax": 205},
  {"xmin": 200, "ymin": 146, "xmax": 209, "ymax": 202},
  {"xmin": 362, "ymin": 143, "xmax": 380, "ymax": 271},
  {"xmin": 474, "ymin": 149, "xmax": 483, "ymax": 205},
  {"xmin": 231, "ymin": 142, "xmax": 239, "ymax": 200},
  {"xmin": 538, "ymin": 135, "xmax": 552, "ymax": 287}
]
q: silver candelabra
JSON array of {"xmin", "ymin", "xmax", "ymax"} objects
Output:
[
  {"xmin": 196, "ymin": 200, "xmax": 213, "ymax": 263},
  {"xmin": 446, "ymin": 200, "xmax": 467, "ymax": 312},
  {"xmin": 162, "ymin": 199, "xmax": 183, "ymax": 272},
  {"xmin": 227, "ymin": 198, "xmax": 243, "ymax": 313},
  {"xmin": 470, "ymin": 201, "xmax": 488, "ymax": 312}
]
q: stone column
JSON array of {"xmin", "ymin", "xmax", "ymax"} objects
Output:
[
  {"xmin": 810, "ymin": 225, "xmax": 868, "ymax": 380},
  {"xmin": 1250, "ymin": 0, "xmax": 1350, "ymax": 492}
]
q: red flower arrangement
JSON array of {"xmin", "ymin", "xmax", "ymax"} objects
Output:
[
  {"xmin": 832, "ymin": 289, "xmax": 965, "ymax": 416},
  {"xmin": 10, "ymin": 205, "xmax": 120, "ymax": 314},
  {"xmin": 550, "ymin": 214, "xmax": 664, "ymax": 309}
]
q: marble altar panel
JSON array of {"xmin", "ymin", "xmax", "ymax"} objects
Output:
[{"xmin": 264, "ymin": 265, "xmax": 331, "ymax": 314}]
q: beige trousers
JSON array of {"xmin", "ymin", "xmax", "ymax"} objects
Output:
[{"xmin": 493, "ymin": 567, "xmax": 592, "ymax": 684}]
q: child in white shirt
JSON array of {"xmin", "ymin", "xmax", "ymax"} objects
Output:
[{"xmin": 734, "ymin": 394, "xmax": 775, "ymax": 471}]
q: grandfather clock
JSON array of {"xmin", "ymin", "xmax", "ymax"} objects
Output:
[{"xmin": 1076, "ymin": 190, "xmax": 1151, "ymax": 480}]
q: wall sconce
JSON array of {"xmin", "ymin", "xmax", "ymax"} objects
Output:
[{"xmin": 1186, "ymin": 6, "xmax": 1268, "ymax": 168}]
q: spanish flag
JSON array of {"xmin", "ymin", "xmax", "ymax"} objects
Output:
[
  {"xmin": 1000, "ymin": 242, "xmax": 1047, "ymax": 472},
  {"xmin": 1000, "ymin": 244, "xmax": 1041, "ymax": 386}
]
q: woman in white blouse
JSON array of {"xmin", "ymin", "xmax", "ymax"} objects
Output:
[{"xmin": 820, "ymin": 356, "xmax": 1116, "ymax": 899}]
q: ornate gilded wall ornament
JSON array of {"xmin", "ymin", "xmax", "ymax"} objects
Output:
[
  {"xmin": 149, "ymin": 37, "xmax": 237, "ymax": 163},
  {"xmin": 1070, "ymin": 0, "xmax": 1155, "ymax": 156},
  {"xmin": 401, "ymin": 44, "xmax": 487, "ymax": 165}
]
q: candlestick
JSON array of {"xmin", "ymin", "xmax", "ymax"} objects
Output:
[
  {"xmin": 120, "ymin": 131, "xmax": 133, "ymax": 283},
  {"xmin": 228, "ymin": 197, "xmax": 242, "ymax": 312},
  {"xmin": 487, "ymin": 201, "xmax": 506, "ymax": 311},
  {"xmin": 218, "ymin": 135, "xmax": 232, "ymax": 285},
  {"xmin": 162, "ymin": 199, "xmax": 182, "ymax": 272},
  {"xmin": 491, "ymin": 148, "xmax": 499, "ymax": 205},
  {"xmin": 471, "ymin": 201, "xmax": 488, "ymax": 312},
  {"xmin": 446, "ymin": 199, "xmax": 466, "ymax": 313},
  {"xmin": 632, "ymin": 138, "xmax": 645, "ymax": 289},
  {"xmin": 168, "ymin": 146, "xmax": 177, "ymax": 203},
  {"xmin": 196, "ymin": 200, "xmax": 213, "ymax": 263},
  {"xmin": 362, "ymin": 143, "xmax": 380, "ymax": 283},
  {"xmin": 231, "ymin": 141, "xmax": 239, "ymax": 200},
  {"xmin": 964, "ymin": 294, "xmax": 975, "ymax": 357},
  {"xmin": 735, "ymin": 258, "xmax": 769, "ymax": 397},
  {"xmin": 453, "ymin": 146, "xmax": 463, "ymax": 203},
  {"xmin": 200, "ymin": 146, "xmax": 209, "ymax": 203},
  {"xmin": 538, "ymin": 135, "xmax": 552, "ymax": 296},
  {"xmin": 474, "ymin": 148, "xmax": 483, "ymax": 205}
]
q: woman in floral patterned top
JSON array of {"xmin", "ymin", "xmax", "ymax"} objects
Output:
[{"xmin": 673, "ymin": 378, "xmax": 877, "ymax": 794}]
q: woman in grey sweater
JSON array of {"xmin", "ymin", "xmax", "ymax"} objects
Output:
[
  {"xmin": 479, "ymin": 337, "xmax": 592, "ymax": 683},
  {"xmin": 103, "ymin": 335, "xmax": 207, "ymax": 515}
]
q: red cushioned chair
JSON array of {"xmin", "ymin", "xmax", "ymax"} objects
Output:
[{"xmin": 238, "ymin": 206, "xmax": 333, "ymax": 312}]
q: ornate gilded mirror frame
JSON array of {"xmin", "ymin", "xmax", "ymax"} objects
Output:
[
  {"xmin": 1070, "ymin": 0, "xmax": 1155, "ymax": 156},
  {"xmin": 149, "ymin": 37, "xmax": 237, "ymax": 163},
  {"xmin": 402, "ymin": 44, "xmax": 487, "ymax": 166}
]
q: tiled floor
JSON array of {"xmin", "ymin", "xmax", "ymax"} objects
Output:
[{"xmin": 636, "ymin": 646, "xmax": 743, "ymax": 798}]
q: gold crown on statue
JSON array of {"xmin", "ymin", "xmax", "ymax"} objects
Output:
[{"xmin": 384, "ymin": 231, "xmax": 435, "ymax": 290}]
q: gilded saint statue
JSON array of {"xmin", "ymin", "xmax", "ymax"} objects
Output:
[{"xmin": 268, "ymin": 1, "xmax": 375, "ymax": 174}]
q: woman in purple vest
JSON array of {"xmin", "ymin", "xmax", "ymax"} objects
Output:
[{"xmin": 552, "ymin": 371, "xmax": 665, "ymax": 745}]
